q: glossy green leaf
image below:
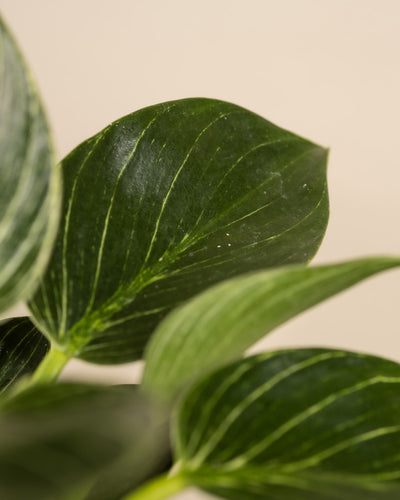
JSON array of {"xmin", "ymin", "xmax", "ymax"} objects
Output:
[
  {"xmin": 29, "ymin": 98, "xmax": 328, "ymax": 364},
  {"xmin": 0, "ymin": 384, "xmax": 168, "ymax": 500},
  {"xmin": 0, "ymin": 16, "xmax": 60, "ymax": 312},
  {"xmin": 0, "ymin": 316, "xmax": 49, "ymax": 394},
  {"xmin": 142, "ymin": 256, "xmax": 400, "ymax": 399},
  {"xmin": 172, "ymin": 349, "xmax": 400, "ymax": 499}
]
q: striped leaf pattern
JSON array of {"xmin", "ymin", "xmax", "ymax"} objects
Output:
[
  {"xmin": 29, "ymin": 98, "xmax": 328, "ymax": 364},
  {"xmin": 0, "ymin": 17, "xmax": 60, "ymax": 312},
  {"xmin": 0, "ymin": 317, "xmax": 49, "ymax": 394},
  {"xmin": 173, "ymin": 349, "xmax": 400, "ymax": 499},
  {"xmin": 0, "ymin": 384, "xmax": 168, "ymax": 500},
  {"xmin": 143, "ymin": 256, "xmax": 400, "ymax": 399}
]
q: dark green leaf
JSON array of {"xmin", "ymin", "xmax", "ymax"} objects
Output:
[
  {"xmin": 143, "ymin": 256, "xmax": 400, "ymax": 399},
  {"xmin": 0, "ymin": 384, "xmax": 168, "ymax": 500},
  {"xmin": 0, "ymin": 16, "xmax": 60, "ymax": 312},
  {"xmin": 172, "ymin": 349, "xmax": 400, "ymax": 499},
  {"xmin": 29, "ymin": 98, "xmax": 328, "ymax": 364},
  {"xmin": 0, "ymin": 316, "xmax": 49, "ymax": 394}
]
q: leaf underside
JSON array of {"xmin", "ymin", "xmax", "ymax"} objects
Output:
[
  {"xmin": 29, "ymin": 98, "xmax": 328, "ymax": 363},
  {"xmin": 0, "ymin": 16, "xmax": 60, "ymax": 313},
  {"xmin": 0, "ymin": 384, "xmax": 168, "ymax": 500},
  {"xmin": 0, "ymin": 316, "xmax": 49, "ymax": 395},
  {"xmin": 143, "ymin": 256, "xmax": 400, "ymax": 399},
  {"xmin": 174, "ymin": 348, "xmax": 400, "ymax": 499}
]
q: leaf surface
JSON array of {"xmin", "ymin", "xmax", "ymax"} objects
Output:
[
  {"xmin": 143, "ymin": 256, "xmax": 400, "ymax": 399},
  {"xmin": 172, "ymin": 349, "xmax": 400, "ymax": 499},
  {"xmin": 0, "ymin": 316, "xmax": 49, "ymax": 394},
  {"xmin": 0, "ymin": 16, "xmax": 60, "ymax": 312},
  {"xmin": 29, "ymin": 98, "xmax": 328, "ymax": 363},
  {"xmin": 0, "ymin": 384, "xmax": 168, "ymax": 500}
]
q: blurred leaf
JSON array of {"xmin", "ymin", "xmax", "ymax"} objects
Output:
[
  {"xmin": 172, "ymin": 349, "xmax": 400, "ymax": 499},
  {"xmin": 0, "ymin": 384, "xmax": 168, "ymax": 500},
  {"xmin": 0, "ymin": 16, "xmax": 60, "ymax": 312},
  {"xmin": 84, "ymin": 389, "xmax": 173, "ymax": 500},
  {"xmin": 29, "ymin": 98, "xmax": 328, "ymax": 364},
  {"xmin": 0, "ymin": 316, "xmax": 49, "ymax": 394},
  {"xmin": 85, "ymin": 445, "xmax": 172, "ymax": 500},
  {"xmin": 143, "ymin": 256, "xmax": 400, "ymax": 399}
]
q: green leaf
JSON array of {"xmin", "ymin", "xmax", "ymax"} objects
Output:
[
  {"xmin": 142, "ymin": 256, "xmax": 400, "ymax": 399},
  {"xmin": 0, "ymin": 384, "xmax": 168, "ymax": 500},
  {"xmin": 182, "ymin": 469, "xmax": 400, "ymax": 500},
  {"xmin": 0, "ymin": 316, "xmax": 49, "ymax": 394},
  {"xmin": 172, "ymin": 349, "xmax": 400, "ymax": 499},
  {"xmin": 0, "ymin": 16, "xmax": 60, "ymax": 312},
  {"xmin": 29, "ymin": 98, "xmax": 328, "ymax": 364}
]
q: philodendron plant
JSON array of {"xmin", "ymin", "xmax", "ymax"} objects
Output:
[{"xmin": 0, "ymin": 14, "xmax": 399, "ymax": 500}]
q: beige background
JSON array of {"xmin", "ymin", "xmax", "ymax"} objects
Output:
[{"xmin": 1, "ymin": 1, "xmax": 399, "ymax": 499}]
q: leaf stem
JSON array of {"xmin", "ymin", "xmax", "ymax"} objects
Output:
[
  {"xmin": 121, "ymin": 472, "xmax": 187, "ymax": 500},
  {"xmin": 29, "ymin": 346, "xmax": 70, "ymax": 385}
]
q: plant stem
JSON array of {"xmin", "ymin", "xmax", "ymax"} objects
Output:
[
  {"xmin": 121, "ymin": 472, "xmax": 187, "ymax": 500},
  {"xmin": 29, "ymin": 346, "xmax": 70, "ymax": 385}
]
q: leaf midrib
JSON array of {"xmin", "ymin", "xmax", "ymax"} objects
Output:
[{"xmin": 61, "ymin": 148, "xmax": 326, "ymax": 354}]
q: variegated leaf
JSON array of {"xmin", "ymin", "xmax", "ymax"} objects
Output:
[
  {"xmin": 0, "ymin": 316, "xmax": 49, "ymax": 394},
  {"xmin": 143, "ymin": 256, "xmax": 400, "ymax": 399},
  {"xmin": 29, "ymin": 98, "xmax": 328, "ymax": 364},
  {"xmin": 171, "ymin": 349, "xmax": 400, "ymax": 500},
  {"xmin": 0, "ymin": 16, "xmax": 60, "ymax": 312}
]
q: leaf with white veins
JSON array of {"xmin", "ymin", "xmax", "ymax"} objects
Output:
[
  {"xmin": 0, "ymin": 16, "xmax": 60, "ymax": 312},
  {"xmin": 143, "ymin": 256, "xmax": 400, "ymax": 399},
  {"xmin": 171, "ymin": 349, "xmax": 400, "ymax": 500},
  {"xmin": 29, "ymin": 98, "xmax": 328, "ymax": 363},
  {"xmin": 0, "ymin": 316, "xmax": 49, "ymax": 394}
]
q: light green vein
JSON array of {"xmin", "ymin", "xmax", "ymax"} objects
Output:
[
  {"xmin": 179, "ymin": 360, "xmax": 261, "ymax": 459},
  {"xmin": 188, "ymin": 351, "xmax": 348, "ymax": 466},
  {"xmin": 119, "ymin": 105, "xmax": 176, "ymax": 281},
  {"xmin": 59, "ymin": 131, "xmax": 109, "ymax": 337},
  {"xmin": 198, "ymin": 144, "xmax": 324, "ymax": 245},
  {"xmin": 240, "ymin": 184, "xmax": 328, "ymax": 251},
  {"xmin": 190, "ymin": 136, "xmax": 306, "ymax": 236},
  {"xmin": 85, "ymin": 110, "xmax": 166, "ymax": 314},
  {"xmin": 141, "ymin": 112, "xmax": 232, "ymax": 269},
  {"xmin": 32, "ymin": 281, "xmax": 57, "ymax": 340},
  {"xmin": 116, "ymin": 136, "xmax": 171, "ymax": 288},
  {"xmin": 168, "ymin": 181, "xmax": 327, "ymax": 279},
  {"xmin": 279, "ymin": 425, "xmax": 400, "ymax": 473},
  {"xmin": 1, "ymin": 329, "xmax": 45, "ymax": 393},
  {"xmin": 100, "ymin": 305, "xmax": 170, "ymax": 330},
  {"xmin": 165, "ymin": 145, "xmax": 325, "ymax": 273},
  {"xmin": 0, "ymin": 183, "xmax": 52, "ymax": 288},
  {"xmin": 222, "ymin": 375, "xmax": 400, "ymax": 469},
  {"xmin": 0, "ymin": 93, "xmax": 40, "ymax": 242}
]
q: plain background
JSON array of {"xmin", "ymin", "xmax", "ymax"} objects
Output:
[{"xmin": 1, "ymin": 2, "xmax": 399, "ymax": 499}]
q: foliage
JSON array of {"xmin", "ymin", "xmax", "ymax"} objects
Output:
[{"xmin": 0, "ymin": 14, "xmax": 399, "ymax": 500}]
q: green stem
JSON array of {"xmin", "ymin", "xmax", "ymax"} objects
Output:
[
  {"xmin": 30, "ymin": 346, "xmax": 70, "ymax": 384},
  {"xmin": 121, "ymin": 472, "xmax": 187, "ymax": 500}
]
